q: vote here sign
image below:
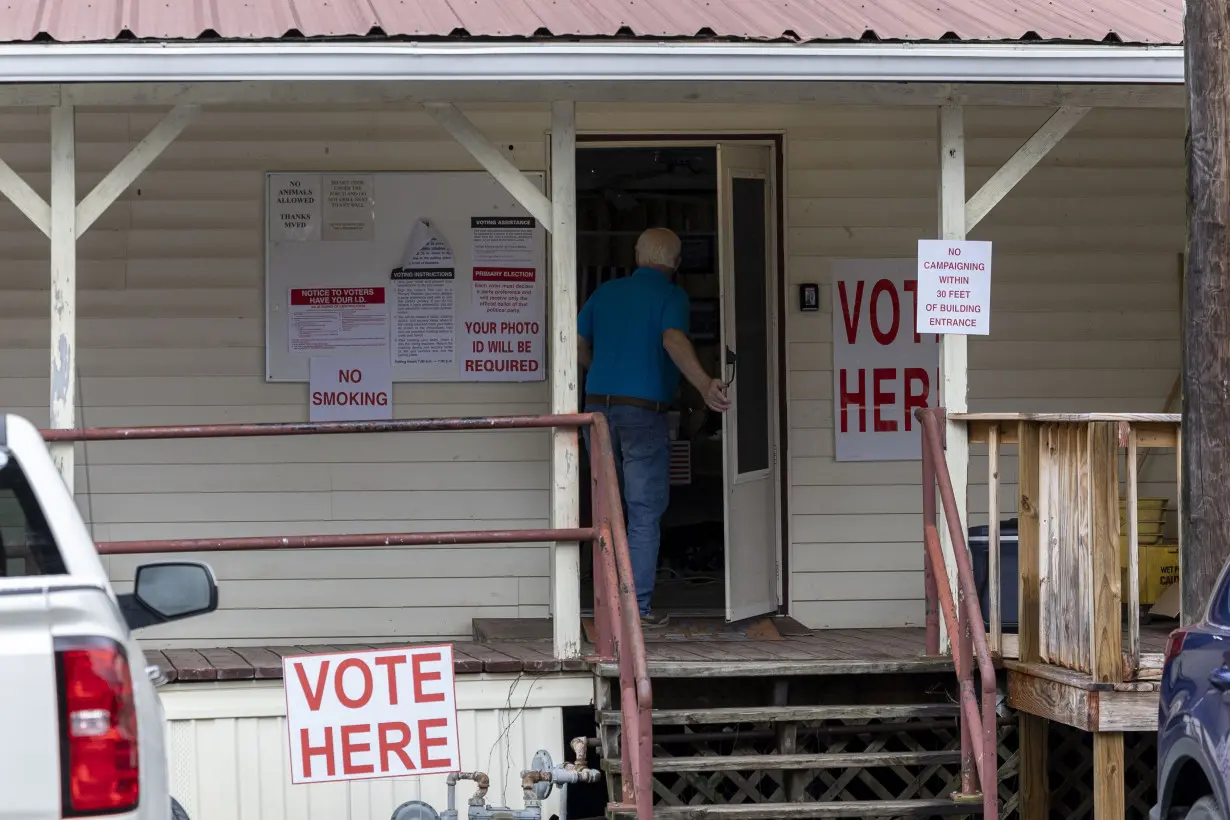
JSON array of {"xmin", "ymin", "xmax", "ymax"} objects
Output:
[
  {"xmin": 831, "ymin": 259, "xmax": 939, "ymax": 462},
  {"xmin": 283, "ymin": 645, "xmax": 459, "ymax": 784}
]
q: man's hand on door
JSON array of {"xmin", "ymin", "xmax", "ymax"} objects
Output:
[{"xmin": 704, "ymin": 378, "xmax": 731, "ymax": 413}]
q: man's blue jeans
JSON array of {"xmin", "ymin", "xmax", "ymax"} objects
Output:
[{"xmin": 584, "ymin": 404, "xmax": 670, "ymax": 616}]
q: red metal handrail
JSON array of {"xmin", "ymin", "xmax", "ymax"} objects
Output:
[
  {"xmin": 41, "ymin": 413, "xmax": 654, "ymax": 820},
  {"xmin": 915, "ymin": 407, "xmax": 998, "ymax": 820},
  {"xmin": 589, "ymin": 415, "xmax": 653, "ymax": 820}
]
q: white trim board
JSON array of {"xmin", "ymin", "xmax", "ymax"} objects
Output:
[
  {"xmin": 0, "ymin": 43, "xmax": 1182, "ymax": 85},
  {"xmin": 160, "ymin": 673, "xmax": 593, "ymax": 721},
  {"xmin": 0, "ymin": 80, "xmax": 1184, "ymax": 109}
]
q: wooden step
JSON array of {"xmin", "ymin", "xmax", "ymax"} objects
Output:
[
  {"xmin": 602, "ymin": 750, "xmax": 960, "ymax": 774},
  {"xmin": 598, "ymin": 703, "xmax": 959, "ymax": 726},
  {"xmin": 606, "ymin": 798, "xmax": 985, "ymax": 818},
  {"xmin": 593, "ymin": 657, "xmax": 955, "ymax": 679}
]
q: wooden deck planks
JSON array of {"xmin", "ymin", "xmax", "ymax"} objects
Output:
[
  {"xmin": 143, "ymin": 649, "xmax": 178, "ymax": 682},
  {"xmin": 446, "ymin": 642, "xmax": 523, "ymax": 673},
  {"xmin": 147, "ymin": 641, "xmax": 532, "ymax": 680},
  {"xmin": 160, "ymin": 649, "xmax": 218, "ymax": 682},
  {"xmin": 231, "ymin": 647, "xmax": 283, "ymax": 678},
  {"xmin": 595, "ymin": 627, "xmax": 950, "ymax": 678},
  {"xmin": 143, "ymin": 627, "xmax": 947, "ymax": 683},
  {"xmin": 196, "ymin": 648, "xmax": 257, "ymax": 680}
]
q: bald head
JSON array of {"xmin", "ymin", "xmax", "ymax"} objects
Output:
[{"xmin": 635, "ymin": 228, "xmax": 683, "ymax": 273}]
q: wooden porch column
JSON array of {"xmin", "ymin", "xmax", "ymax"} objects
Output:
[
  {"xmin": 1183, "ymin": 0, "xmax": 1230, "ymax": 623},
  {"xmin": 550, "ymin": 100, "xmax": 582, "ymax": 659},
  {"xmin": 425, "ymin": 102, "xmax": 585, "ymax": 658},
  {"xmin": 49, "ymin": 104, "xmax": 77, "ymax": 485},
  {"xmin": 936, "ymin": 103, "xmax": 968, "ymax": 647},
  {"xmin": 1016, "ymin": 421, "xmax": 1048, "ymax": 820},
  {"xmin": 0, "ymin": 101, "xmax": 201, "ymax": 490},
  {"xmin": 1090, "ymin": 422, "xmax": 1125, "ymax": 820}
]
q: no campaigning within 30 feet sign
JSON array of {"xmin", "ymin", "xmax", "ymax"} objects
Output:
[{"xmin": 916, "ymin": 240, "xmax": 992, "ymax": 335}]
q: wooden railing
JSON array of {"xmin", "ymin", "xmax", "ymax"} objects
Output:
[
  {"xmin": 952, "ymin": 412, "xmax": 1181, "ymax": 682},
  {"xmin": 42, "ymin": 414, "xmax": 656, "ymax": 820}
]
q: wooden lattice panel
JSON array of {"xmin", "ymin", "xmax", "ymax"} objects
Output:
[
  {"xmin": 641, "ymin": 714, "xmax": 1019, "ymax": 816},
  {"xmin": 997, "ymin": 721, "xmax": 1021, "ymax": 818},
  {"xmin": 1039, "ymin": 725, "xmax": 1157, "ymax": 820}
]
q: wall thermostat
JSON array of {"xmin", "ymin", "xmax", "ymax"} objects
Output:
[{"xmin": 799, "ymin": 283, "xmax": 820, "ymax": 312}]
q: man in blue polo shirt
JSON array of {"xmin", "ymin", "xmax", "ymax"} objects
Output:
[{"xmin": 578, "ymin": 227, "xmax": 731, "ymax": 626}]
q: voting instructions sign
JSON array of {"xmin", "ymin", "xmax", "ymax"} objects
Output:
[{"xmin": 283, "ymin": 645, "xmax": 459, "ymax": 784}]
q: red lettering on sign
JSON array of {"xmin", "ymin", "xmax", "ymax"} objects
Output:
[
  {"xmin": 290, "ymin": 287, "xmax": 386, "ymax": 306},
  {"xmin": 418, "ymin": 718, "xmax": 453, "ymax": 769},
  {"xmin": 472, "ymin": 267, "xmax": 536, "ymax": 282},
  {"xmin": 903, "ymin": 280, "xmax": 929, "ymax": 344},
  {"xmin": 378, "ymin": 722, "xmax": 415, "ymax": 771},
  {"xmin": 334, "ymin": 658, "xmax": 373, "ymax": 709},
  {"xmin": 870, "ymin": 280, "xmax": 900, "ymax": 346},
  {"xmin": 904, "ymin": 368, "xmax": 931, "ymax": 431},
  {"xmin": 838, "ymin": 280, "xmax": 865, "ymax": 345},
  {"xmin": 294, "ymin": 661, "xmax": 330, "ymax": 712},
  {"xmin": 838, "ymin": 367, "xmax": 940, "ymax": 435},
  {"xmin": 301, "ymin": 727, "xmax": 336, "ymax": 778},
  {"xmin": 311, "ymin": 391, "xmax": 389, "ymax": 408},
  {"xmin": 413, "ymin": 653, "xmax": 445, "ymax": 703},
  {"xmin": 838, "ymin": 277, "xmax": 937, "ymax": 348},
  {"xmin": 839, "ymin": 369, "xmax": 866, "ymax": 434},
  {"xmin": 375, "ymin": 655, "xmax": 406, "ymax": 706},
  {"xmin": 340, "ymin": 725, "xmax": 374, "ymax": 775},
  {"xmin": 872, "ymin": 368, "xmax": 898, "ymax": 433},
  {"xmin": 462, "ymin": 359, "xmax": 540, "ymax": 373}
]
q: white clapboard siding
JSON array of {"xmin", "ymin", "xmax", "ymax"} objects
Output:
[
  {"xmin": 782, "ymin": 104, "xmax": 1182, "ymax": 628},
  {"xmin": 0, "ymin": 102, "xmax": 1183, "ymax": 638},
  {"xmin": 0, "ymin": 104, "xmax": 551, "ymax": 647},
  {"xmin": 161, "ymin": 674, "xmax": 592, "ymax": 820}
]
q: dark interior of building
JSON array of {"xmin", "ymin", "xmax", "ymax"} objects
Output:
[{"xmin": 575, "ymin": 146, "xmax": 726, "ymax": 616}]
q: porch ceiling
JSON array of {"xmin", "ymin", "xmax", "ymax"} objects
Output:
[{"xmin": 0, "ymin": 0, "xmax": 1182, "ymax": 46}]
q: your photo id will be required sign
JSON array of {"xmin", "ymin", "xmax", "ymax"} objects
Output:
[
  {"xmin": 915, "ymin": 240, "xmax": 992, "ymax": 336},
  {"xmin": 283, "ymin": 645, "xmax": 459, "ymax": 784}
]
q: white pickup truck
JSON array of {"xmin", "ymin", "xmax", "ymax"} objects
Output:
[{"xmin": 0, "ymin": 414, "xmax": 219, "ymax": 820}]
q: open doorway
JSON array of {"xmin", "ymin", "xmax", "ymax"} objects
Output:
[
  {"xmin": 573, "ymin": 140, "xmax": 783, "ymax": 626},
  {"xmin": 576, "ymin": 146, "xmax": 727, "ymax": 616}
]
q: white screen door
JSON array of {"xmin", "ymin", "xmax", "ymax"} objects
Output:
[{"xmin": 718, "ymin": 143, "xmax": 780, "ymax": 622}]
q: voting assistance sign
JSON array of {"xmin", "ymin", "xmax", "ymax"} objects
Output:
[{"xmin": 283, "ymin": 645, "xmax": 459, "ymax": 784}]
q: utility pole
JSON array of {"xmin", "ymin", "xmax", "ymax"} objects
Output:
[{"xmin": 1182, "ymin": 0, "xmax": 1230, "ymax": 622}]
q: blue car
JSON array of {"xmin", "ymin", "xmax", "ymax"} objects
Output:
[{"xmin": 1154, "ymin": 572, "xmax": 1230, "ymax": 820}]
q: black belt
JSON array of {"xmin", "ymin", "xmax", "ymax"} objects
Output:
[{"xmin": 586, "ymin": 394, "xmax": 670, "ymax": 414}]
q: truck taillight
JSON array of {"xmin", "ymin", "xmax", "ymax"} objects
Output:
[{"xmin": 55, "ymin": 638, "xmax": 139, "ymax": 815}]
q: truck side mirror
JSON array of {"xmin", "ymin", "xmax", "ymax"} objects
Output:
[{"xmin": 120, "ymin": 562, "xmax": 218, "ymax": 630}]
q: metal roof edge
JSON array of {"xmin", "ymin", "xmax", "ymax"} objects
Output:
[{"xmin": 0, "ymin": 41, "xmax": 1184, "ymax": 85}]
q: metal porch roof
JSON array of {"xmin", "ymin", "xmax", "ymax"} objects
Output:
[{"xmin": 0, "ymin": 0, "xmax": 1183, "ymax": 46}]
